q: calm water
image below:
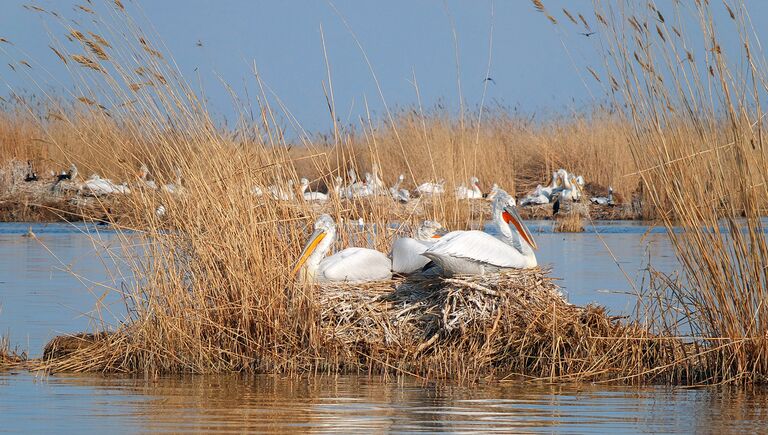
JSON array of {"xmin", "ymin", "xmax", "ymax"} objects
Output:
[{"xmin": 1, "ymin": 221, "xmax": 766, "ymax": 433}]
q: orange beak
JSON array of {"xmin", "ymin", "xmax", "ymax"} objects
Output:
[
  {"xmin": 290, "ymin": 229, "xmax": 327, "ymax": 277},
  {"xmin": 503, "ymin": 208, "xmax": 538, "ymax": 250}
]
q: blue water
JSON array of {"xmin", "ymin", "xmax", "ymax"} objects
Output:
[{"xmin": 1, "ymin": 221, "xmax": 764, "ymax": 434}]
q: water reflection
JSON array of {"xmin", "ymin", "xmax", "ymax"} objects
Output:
[{"xmin": 1, "ymin": 372, "xmax": 768, "ymax": 433}]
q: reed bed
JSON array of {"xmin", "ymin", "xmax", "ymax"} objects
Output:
[
  {"xmin": 2, "ymin": 0, "xmax": 768, "ymax": 385},
  {"xmin": 38, "ymin": 269, "xmax": 672, "ymax": 382}
]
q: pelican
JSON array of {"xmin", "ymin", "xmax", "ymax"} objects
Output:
[
  {"xmin": 162, "ymin": 167, "xmax": 185, "ymax": 195},
  {"xmin": 389, "ymin": 174, "xmax": 410, "ymax": 203},
  {"xmin": 137, "ymin": 164, "xmax": 158, "ymax": 190},
  {"xmin": 591, "ymin": 187, "xmax": 614, "ymax": 205},
  {"xmin": 300, "ymin": 178, "xmax": 328, "ymax": 202},
  {"xmin": 416, "ymin": 180, "xmax": 445, "ymax": 196},
  {"xmin": 268, "ymin": 179, "xmax": 294, "ymax": 201},
  {"xmin": 370, "ymin": 163, "xmax": 387, "ymax": 195},
  {"xmin": 520, "ymin": 171, "xmax": 560, "ymax": 206},
  {"xmin": 558, "ymin": 169, "xmax": 582, "ymax": 202},
  {"xmin": 423, "ymin": 190, "xmax": 537, "ymax": 276},
  {"xmin": 456, "ymin": 176, "xmax": 482, "ymax": 199},
  {"xmin": 79, "ymin": 174, "xmax": 131, "ymax": 196},
  {"xmin": 251, "ymin": 185, "xmax": 264, "ymax": 196},
  {"xmin": 391, "ymin": 220, "xmax": 444, "ymax": 274},
  {"xmin": 344, "ymin": 170, "xmax": 372, "ymax": 198},
  {"xmin": 486, "ymin": 183, "xmax": 501, "ymax": 201},
  {"xmin": 291, "ymin": 214, "xmax": 392, "ymax": 283}
]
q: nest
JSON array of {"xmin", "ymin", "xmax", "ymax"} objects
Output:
[
  {"xmin": 37, "ymin": 269, "xmax": 665, "ymax": 382},
  {"xmin": 313, "ymin": 268, "xmax": 661, "ymax": 381}
]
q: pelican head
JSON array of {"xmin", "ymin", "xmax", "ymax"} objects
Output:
[
  {"xmin": 291, "ymin": 214, "xmax": 337, "ymax": 278},
  {"xmin": 415, "ymin": 220, "xmax": 444, "ymax": 240},
  {"xmin": 300, "ymin": 178, "xmax": 309, "ymax": 187},
  {"xmin": 470, "ymin": 176, "xmax": 479, "ymax": 184},
  {"xmin": 493, "ymin": 190, "xmax": 537, "ymax": 250},
  {"xmin": 138, "ymin": 164, "xmax": 149, "ymax": 178},
  {"xmin": 398, "ymin": 174, "xmax": 405, "ymax": 182}
]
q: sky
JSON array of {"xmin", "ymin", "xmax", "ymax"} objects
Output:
[{"xmin": 1, "ymin": 0, "xmax": 767, "ymax": 135}]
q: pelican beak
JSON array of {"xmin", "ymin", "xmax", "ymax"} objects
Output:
[
  {"xmin": 503, "ymin": 206, "xmax": 538, "ymax": 250},
  {"xmin": 290, "ymin": 228, "xmax": 326, "ymax": 277}
]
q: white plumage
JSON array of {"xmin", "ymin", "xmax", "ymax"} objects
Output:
[
  {"xmin": 390, "ymin": 220, "xmax": 443, "ymax": 274},
  {"xmin": 455, "ymin": 176, "xmax": 482, "ymax": 199},
  {"xmin": 416, "ymin": 180, "xmax": 445, "ymax": 196},
  {"xmin": 300, "ymin": 178, "xmax": 328, "ymax": 202},
  {"xmin": 423, "ymin": 190, "xmax": 537, "ymax": 276},
  {"xmin": 79, "ymin": 175, "xmax": 131, "ymax": 196},
  {"xmin": 292, "ymin": 214, "xmax": 392, "ymax": 283}
]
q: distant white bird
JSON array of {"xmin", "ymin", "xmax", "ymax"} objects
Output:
[
  {"xmin": 456, "ymin": 176, "xmax": 482, "ymax": 199},
  {"xmin": 416, "ymin": 180, "xmax": 445, "ymax": 196},
  {"xmin": 268, "ymin": 179, "xmax": 295, "ymax": 201},
  {"xmin": 558, "ymin": 169, "xmax": 582, "ymax": 202},
  {"xmin": 300, "ymin": 178, "xmax": 328, "ymax": 202},
  {"xmin": 391, "ymin": 220, "xmax": 444, "ymax": 274},
  {"xmin": 423, "ymin": 190, "xmax": 537, "ymax": 276},
  {"xmin": 389, "ymin": 174, "xmax": 410, "ymax": 203},
  {"xmin": 137, "ymin": 164, "xmax": 158, "ymax": 190},
  {"xmin": 79, "ymin": 175, "xmax": 131, "ymax": 196},
  {"xmin": 486, "ymin": 183, "xmax": 501, "ymax": 202},
  {"xmin": 291, "ymin": 214, "xmax": 392, "ymax": 283},
  {"xmin": 369, "ymin": 163, "xmax": 388, "ymax": 195},
  {"xmin": 162, "ymin": 167, "xmax": 185, "ymax": 195},
  {"xmin": 343, "ymin": 169, "xmax": 372, "ymax": 199},
  {"xmin": 591, "ymin": 187, "xmax": 614, "ymax": 206},
  {"xmin": 251, "ymin": 185, "xmax": 264, "ymax": 196},
  {"xmin": 520, "ymin": 171, "xmax": 560, "ymax": 206}
]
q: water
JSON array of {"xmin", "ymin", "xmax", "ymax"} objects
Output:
[{"xmin": 1, "ymin": 221, "xmax": 766, "ymax": 433}]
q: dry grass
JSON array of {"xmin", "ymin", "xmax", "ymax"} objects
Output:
[
  {"xmin": 38, "ymin": 270, "xmax": 672, "ymax": 382},
  {"xmin": 2, "ymin": 0, "xmax": 768, "ymax": 385}
]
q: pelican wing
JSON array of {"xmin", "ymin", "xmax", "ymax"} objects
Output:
[
  {"xmin": 425, "ymin": 231, "xmax": 529, "ymax": 269},
  {"xmin": 319, "ymin": 247, "xmax": 392, "ymax": 282},
  {"xmin": 391, "ymin": 238, "xmax": 432, "ymax": 274}
]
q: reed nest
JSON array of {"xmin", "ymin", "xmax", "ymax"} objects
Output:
[{"xmin": 37, "ymin": 269, "xmax": 665, "ymax": 382}]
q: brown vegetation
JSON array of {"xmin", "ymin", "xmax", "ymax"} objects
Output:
[{"xmin": 3, "ymin": 0, "xmax": 768, "ymax": 385}]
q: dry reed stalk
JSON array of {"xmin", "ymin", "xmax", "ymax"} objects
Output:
[
  {"xmin": 5, "ymin": 0, "xmax": 768, "ymax": 386},
  {"xmin": 37, "ymin": 270, "xmax": 672, "ymax": 383}
]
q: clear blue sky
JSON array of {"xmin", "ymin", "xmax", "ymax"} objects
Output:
[{"xmin": 1, "ymin": 0, "xmax": 766, "ymax": 134}]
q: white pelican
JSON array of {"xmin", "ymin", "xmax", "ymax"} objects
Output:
[
  {"xmin": 162, "ymin": 168, "xmax": 185, "ymax": 195},
  {"xmin": 591, "ymin": 187, "xmax": 614, "ymax": 205},
  {"xmin": 520, "ymin": 171, "xmax": 560, "ymax": 206},
  {"xmin": 370, "ymin": 163, "xmax": 388, "ymax": 195},
  {"xmin": 558, "ymin": 169, "xmax": 582, "ymax": 202},
  {"xmin": 344, "ymin": 170, "xmax": 372, "ymax": 198},
  {"xmin": 455, "ymin": 176, "xmax": 482, "ymax": 199},
  {"xmin": 389, "ymin": 174, "xmax": 410, "ymax": 203},
  {"xmin": 391, "ymin": 220, "xmax": 444, "ymax": 274},
  {"xmin": 79, "ymin": 174, "xmax": 131, "ymax": 196},
  {"xmin": 423, "ymin": 190, "xmax": 537, "ymax": 276},
  {"xmin": 416, "ymin": 180, "xmax": 445, "ymax": 196},
  {"xmin": 268, "ymin": 179, "xmax": 295, "ymax": 201},
  {"xmin": 137, "ymin": 164, "xmax": 158, "ymax": 190},
  {"xmin": 486, "ymin": 183, "xmax": 501, "ymax": 201},
  {"xmin": 291, "ymin": 214, "xmax": 392, "ymax": 283},
  {"xmin": 300, "ymin": 178, "xmax": 328, "ymax": 202}
]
